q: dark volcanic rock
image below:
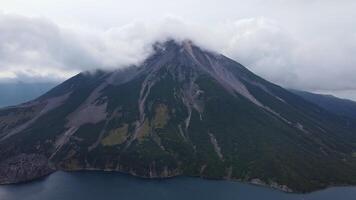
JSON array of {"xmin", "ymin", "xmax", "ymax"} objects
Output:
[
  {"xmin": 0, "ymin": 154, "xmax": 54, "ymax": 184},
  {"xmin": 0, "ymin": 40, "xmax": 355, "ymax": 192}
]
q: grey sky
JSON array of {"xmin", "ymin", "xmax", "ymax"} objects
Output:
[{"xmin": 0, "ymin": 0, "xmax": 356, "ymax": 100}]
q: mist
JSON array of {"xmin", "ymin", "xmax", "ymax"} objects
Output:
[{"xmin": 0, "ymin": 4, "xmax": 356, "ymax": 99}]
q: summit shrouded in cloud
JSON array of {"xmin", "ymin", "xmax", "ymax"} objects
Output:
[
  {"xmin": 0, "ymin": 0, "xmax": 356, "ymax": 100},
  {"xmin": 1, "ymin": 40, "xmax": 356, "ymax": 192},
  {"xmin": 1, "ymin": 1, "xmax": 356, "ymax": 198}
]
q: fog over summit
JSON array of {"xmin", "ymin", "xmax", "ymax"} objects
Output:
[
  {"xmin": 0, "ymin": 0, "xmax": 356, "ymax": 100},
  {"xmin": 1, "ymin": 38, "xmax": 356, "ymax": 192}
]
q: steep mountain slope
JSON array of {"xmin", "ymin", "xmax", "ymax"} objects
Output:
[
  {"xmin": 291, "ymin": 89, "xmax": 356, "ymax": 120},
  {"xmin": 0, "ymin": 40, "xmax": 355, "ymax": 192}
]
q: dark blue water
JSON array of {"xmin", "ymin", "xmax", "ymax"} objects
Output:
[{"xmin": 0, "ymin": 171, "xmax": 355, "ymax": 200}]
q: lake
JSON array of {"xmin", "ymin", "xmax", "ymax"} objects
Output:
[{"xmin": 0, "ymin": 171, "xmax": 355, "ymax": 200}]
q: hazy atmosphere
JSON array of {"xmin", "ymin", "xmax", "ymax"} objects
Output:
[
  {"xmin": 1, "ymin": 2, "xmax": 356, "ymax": 199},
  {"xmin": 1, "ymin": 0, "xmax": 356, "ymax": 100}
]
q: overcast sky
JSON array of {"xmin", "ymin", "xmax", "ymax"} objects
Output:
[{"xmin": 1, "ymin": 0, "xmax": 356, "ymax": 100}]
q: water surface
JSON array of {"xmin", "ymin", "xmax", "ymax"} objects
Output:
[{"xmin": 0, "ymin": 171, "xmax": 355, "ymax": 200}]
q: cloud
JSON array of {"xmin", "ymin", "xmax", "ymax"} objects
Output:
[
  {"xmin": 0, "ymin": 13, "xmax": 356, "ymax": 100},
  {"xmin": 0, "ymin": 13, "xmax": 157, "ymax": 82}
]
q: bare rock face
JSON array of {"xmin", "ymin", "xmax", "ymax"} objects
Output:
[
  {"xmin": 0, "ymin": 40, "xmax": 355, "ymax": 192},
  {"xmin": 0, "ymin": 154, "xmax": 54, "ymax": 184}
]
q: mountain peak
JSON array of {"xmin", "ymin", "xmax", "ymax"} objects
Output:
[
  {"xmin": 1, "ymin": 37, "xmax": 356, "ymax": 193},
  {"xmin": 151, "ymin": 39, "xmax": 212, "ymax": 59},
  {"xmin": 153, "ymin": 39, "xmax": 194, "ymax": 50},
  {"xmin": 147, "ymin": 39, "xmax": 218, "ymax": 73},
  {"xmin": 141, "ymin": 38, "xmax": 264, "ymax": 107}
]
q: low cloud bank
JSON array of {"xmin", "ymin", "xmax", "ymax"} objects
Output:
[{"xmin": 0, "ymin": 13, "xmax": 356, "ymax": 99}]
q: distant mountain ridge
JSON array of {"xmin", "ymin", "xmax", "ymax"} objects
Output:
[
  {"xmin": 0, "ymin": 40, "xmax": 355, "ymax": 192},
  {"xmin": 290, "ymin": 89, "xmax": 356, "ymax": 120},
  {"xmin": 0, "ymin": 82, "xmax": 56, "ymax": 107}
]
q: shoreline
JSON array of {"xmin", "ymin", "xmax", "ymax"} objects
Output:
[{"xmin": 2, "ymin": 168, "xmax": 355, "ymax": 194}]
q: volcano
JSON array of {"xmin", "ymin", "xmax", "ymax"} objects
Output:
[{"xmin": 0, "ymin": 40, "xmax": 355, "ymax": 192}]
